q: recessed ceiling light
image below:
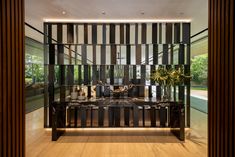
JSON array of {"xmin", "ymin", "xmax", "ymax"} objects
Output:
[
  {"xmin": 102, "ymin": 11, "xmax": 106, "ymax": 15},
  {"xmin": 62, "ymin": 11, "xmax": 66, "ymax": 15}
]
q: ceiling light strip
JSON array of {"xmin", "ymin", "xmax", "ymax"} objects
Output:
[{"xmin": 43, "ymin": 19, "xmax": 191, "ymax": 23}]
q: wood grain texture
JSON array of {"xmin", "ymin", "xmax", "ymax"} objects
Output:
[
  {"xmin": 0, "ymin": 0, "xmax": 25, "ymax": 156},
  {"xmin": 208, "ymin": 0, "xmax": 235, "ymax": 156}
]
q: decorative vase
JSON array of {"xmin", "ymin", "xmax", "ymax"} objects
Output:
[{"xmin": 161, "ymin": 85, "xmax": 171, "ymax": 101}]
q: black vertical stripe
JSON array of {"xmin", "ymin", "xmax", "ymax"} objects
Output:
[
  {"xmin": 67, "ymin": 24, "xmax": 74, "ymax": 43},
  {"xmin": 57, "ymin": 24, "xmax": 63, "ymax": 43},
  {"xmin": 120, "ymin": 24, "xmax": 124, "ymax": 44},
  {"xmin": 174, "ymin": 23, "xmax": 180, "ymax": 43},
  {"xmin": 126, "ymin": 45, "xmax": 131, "ymax": 64},
  {"xmin": 126, "ymin": 24, "xmax": 130, "ymax": 44},
  {"xmin": 159, "ymin": 23, "xmax": 162, "ymax": 44},
  {"xmin": 110, "ymin": 24, "xmax": 115, "ymax": 44},
  {"xmin": 92, "ymin": 24, "xmax": 97, "ymax": 44},
  {"xmin": 141, "ymin": 23, "xmax": 147, "ymax": 44},
  {"xmin": 84, "ymin": 23, "xmax": 88, "ymax": 44},
  {"xmin": 162, "ymin": 44, "xmax": 168, "ymax": 64},
  {"xmin": 166, "ymin": 23, "xmax": 172, "ymax": 44},
  {"xmin": 179, "ymin": 44, "xmax": 185, "ymax": 64},
  {"xmin": 182, "ymin": 23, "xmax": 190, "ymax": 44},
  {"xmin": 111, "ymin": 45, "xmax": 116, "ymax": 64},
  {"xmin": 153, "ymin": 44, "xmax": 158, "ymax": 64},
  {"xmin": 152, "ymin": 23, "xmax": 158, "ymax": 43}
]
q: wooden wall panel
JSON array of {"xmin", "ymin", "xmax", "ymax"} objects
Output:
[
  {"xmin": 0, "ymin": 0, "xmax": 25, "ymax": 156},
  {"xmin": 208, "ymin": 0, "xmax": 235, "ymax": 157}
]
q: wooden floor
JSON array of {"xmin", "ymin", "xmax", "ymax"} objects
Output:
[{"xmin": 26, "ymin": 108, "xmax": 207, "ymax": 157}]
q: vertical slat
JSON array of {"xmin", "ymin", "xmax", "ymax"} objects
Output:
[
  {"xmin": 145, "ymin": 45, "xmax": 149, "ymax": 65},
  {"xmin": 111, "ymin": 45, "xmax": 116, "ymax": 64},
  {"xmin": 92, "ymin": 65, "xmax": 97, "ymax": 85},
  {"xmin": 220, "ymin": 0, "xmax": 225, "ymax": 156},
  {"xmin": 216, "ymin": 0, "xmax": 221, "ymax": 156},
  {"xmin": 162, "ymin": 44, "xmax": 168, "ymax": 65},
  {"xmin": 82, "ymin": 45, "xmax": 87, "ymax": 64},
  {"xmin": 92, "ymin": 24, "xmax": 97, "ymax": 44},
  {"xmin": 166, "ymin": 23, "xmax": 172, "ymax": 44},
  {"xmin": 152, "ymin": 23, "xmax": 158, "ymax": 43},
  {"xmin": 102, "ymin": 24, "xmax": 106, "ymax": 44},
  {"xmin": 135, "ymin": 24, "xmax": 138, "ymax": 44},
  {"xmin": 0, "ymin": 0, "xmax": 25, "ymax": 156},
  {"xmin": 92, "ymin": 45, "xmax": 96, "ymax": 64},
  {"xmin": 67, "ymin": 24, "xmax": 74, "ymax": 43},
  {"xmin": 182, "ymin": 23, "xmax": 190, "ymax": 44},
  {"xmin": 228, "ymin": 0, "xmax": 234, "ymax": 156},
  {"xmin": 0, "ymin": 0, "xmax": 2, "ymax": 155},
  {"xmin": 59, "ymin": 65, "xmax": 66, "ymax": 102},
  {"xmin": 126, "ymin": 45, "xmax": 131, "ymax": 64},
  {"xmin": 101, "ymin": 45, "xmax": 106, "ymax": 65},
  {"xmin": 110, "ymin": 24, "xmax": 115, "ymax": 44},
  {"xmin": 141, "ymin": 23, "xmax": 146, "ymax": 44},
  {"xmin": 57, "ymin": 24, "xmax": 63, "ymax": 43},
  {"xmin": 174, "ymin": 23, "xmax": 180, "ymax": 43},
  {"xmin": 84, "ymin": 65, "xmax": 89, "ymax": 85},
  {"xmin": 84, "ymin": 23, "xmax": 88, "ymax": 44},
  {"xmin": 120, "ymin": 24, "xmax": 124, "ymax": 44},
  {"xmin": 43, "ymin": 23, "xmax": 49, "ymax": 127},
  {"xmin": 78, "ymin": 65, "xmax": 82, "ymax": 85},
  {"xmin": 6, "ymin": 0, "xmax": 12, "ymax": 155},
  {"xmin": 153, "ymin": 44, "xmax": 158, "ymax": 64},
  {"xmin": 11, "ymin": 1, "xmax": 16, "ymax": 156},
  {"xmin": 15, "ymin": 0, "xmax": 20, "ymax": 154},
  {"xmin": 48, "ymin": 44, "xmax": 55, "ymax": 127},
  {"xmin": 2, "ymin": 1, "xmax": 8, "ymax": 155},
  {"xmin": 126, "ymin": 24, "xmax": 130, "ymax": 44},
  {"xmin": 136, "ymin": 45, "xmax": 141, "ymax": 64},
  {"xmin": 124, "ymin": 65, "xmax": 129, "ymax": 85},
  {"xmin": 140, "ymin": 65, "xmax": 146, "ymax": 96},
  {"xmin": 110, "ymin": 65, "xmax": 114, "ymax": 85},
  {"xmin": 159, "ymin": 23, "xmax": 162, "ymax": 44},
  {"xmin": 224, "ymin": 1, "xmax": 229, "ymax": 156},
  {"xmin": 179, "ymin": 44, "xmax": 185, "ymax": 64}
]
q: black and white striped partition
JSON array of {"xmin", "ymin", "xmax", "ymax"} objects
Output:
[{"xmin": 44, "ymin": 22, "xmax": 191, "ymax": 127}]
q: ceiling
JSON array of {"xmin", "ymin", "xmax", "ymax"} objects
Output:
[{"xmin": 25, "ymin": 0, "xmax": 208, "ymax": 42}]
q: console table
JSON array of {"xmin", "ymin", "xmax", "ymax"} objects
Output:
[{"xmin": 51, "ymin": 97, "xmax": 185, "ymax": 141}]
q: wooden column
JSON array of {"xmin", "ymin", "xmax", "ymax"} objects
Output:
[
  {"xmin": 208, "ymin": 0, "xmax": 235, "ymax": 157},
  {"xmin": 0, "ymin": 0, "xmax": 25, "ymax": 156}
]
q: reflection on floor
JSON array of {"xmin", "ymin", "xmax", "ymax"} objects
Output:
[{"xmin": 26, "ymin": 107, "xmax": 207, "ymax": 157}]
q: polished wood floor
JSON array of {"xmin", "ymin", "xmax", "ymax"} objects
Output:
[{"xmin": 26, "ymin": 108, "xmax": 207, "ymax": 157}]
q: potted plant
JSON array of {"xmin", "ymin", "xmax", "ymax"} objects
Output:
[{"xmin": 151, "ymin": 65, "xmax": 191, "ymax": 101}]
